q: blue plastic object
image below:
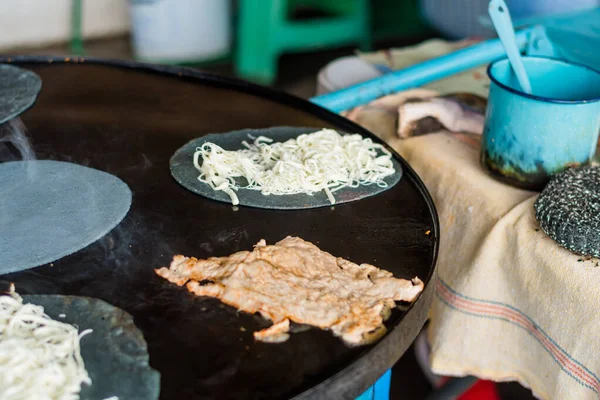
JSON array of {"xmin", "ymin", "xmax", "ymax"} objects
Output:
[
  {"xmin": 481, "ymin": 56, "xmax": 600, "ymax": 190},
  {"xmin": 524, "ymin": 8, "xmax": 600, "ymax": 71},
  {"xmin": 311, "ymin": 8, "xmax": 600, "ymax": 113},
  {"xmin": 310, "ymin": 26, "xmax": 536, "ymax": 113},
  {"xmin": 488, "ymin": 0, "xmax": 532, "ymax": 94},
  {"xmin": 356, "ymin": 369, "xmax": 392, "ymax": 400}
]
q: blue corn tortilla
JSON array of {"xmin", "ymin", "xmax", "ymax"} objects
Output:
[
  {"xmin": 169, "ymin": 126, "xmax": 403, "ymax": 210},
  {"xmin": 0, "ymin": 160, "xmax": 132, "ymax": 274},
  {"xmin": 22, "ymin": 295, "xmax": 161, "ymax": 400}
]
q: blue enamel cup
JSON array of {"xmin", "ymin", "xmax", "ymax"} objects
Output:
[{"xmin": 481, "ymin": 56, "xmax": 600, "ymax": 190}]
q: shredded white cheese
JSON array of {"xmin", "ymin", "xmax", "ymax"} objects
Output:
[
  {"xmin": 0, "ymin": 285, "xmax": 93, "ymax": 400},
  {"xmin": 193, "ymin": 128, "xmax": 395, "ymax": 205}
]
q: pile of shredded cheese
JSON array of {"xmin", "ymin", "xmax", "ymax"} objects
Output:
[
  {"xmin": 0, "ymin": 285, "xmax": 93, "ymax": 400},
  {"xmin": 193, "ymin": 128, "xmax": 395, "ymax": 205}
]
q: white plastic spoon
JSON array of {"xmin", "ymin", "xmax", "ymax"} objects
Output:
[{"xmin": 489, "ymin": 0, "xmax": 533, "ymax": 94}]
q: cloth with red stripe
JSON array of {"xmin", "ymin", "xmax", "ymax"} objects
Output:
[
  {"xmin": 391, "ymin": 132, "xmax": 600, "ymax": 400},
  {"xmin": 340, "ymin": 39, "xmax": 600, "ymax": 400}
]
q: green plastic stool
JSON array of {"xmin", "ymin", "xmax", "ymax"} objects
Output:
[{"xmin": 235, "ymin": 0, "xmax": 371, "ymax": 84}]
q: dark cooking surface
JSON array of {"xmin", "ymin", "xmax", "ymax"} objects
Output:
[{"xmin": 0, "ymin": 57, "xmax": 438, "ymax": 400}]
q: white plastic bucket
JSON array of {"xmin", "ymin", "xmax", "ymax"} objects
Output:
[
  {"xmin": 316, "ymin": 56, "xmax": 383, "ymax": 95},
  {"xmin": 129, "ymin": 0, "xmax": 231, "ymax": 63}
]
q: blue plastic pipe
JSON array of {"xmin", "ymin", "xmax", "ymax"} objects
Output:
[{"xmin": 310, "ymin": 26, "xmax": 536, "ymax": 113}]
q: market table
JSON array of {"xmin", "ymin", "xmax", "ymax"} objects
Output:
[
  {"xmin": 325, "ymin": 38, "xmax": 600, "ymax": 400},
  {"xmin": 396, "ymin": 131, "xmax": 600, "ymax": 400},
  {"xmin": 342, "ymin": 94, "xmax": 600, "ymax": 400}
]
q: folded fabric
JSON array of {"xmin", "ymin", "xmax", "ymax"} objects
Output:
[
  {"xmin": 345, "ymin": 38, "xmax": 600, "ymax": 399},
  {"xmin": 394, "ymin": 132, "xmax": 600, "ymax": 400}
]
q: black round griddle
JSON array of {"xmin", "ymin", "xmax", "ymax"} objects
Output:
[{"xmin": 0, "ymin": 56, "xmax": 439, "ymax": 400}]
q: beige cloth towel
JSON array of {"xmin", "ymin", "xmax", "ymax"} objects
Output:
[
  {"xmin": 345, "ymin": 39, "xmax": 600, "ymax": 398},
  {"xmin": 391, "ymin": 132, "xmax": 600, "ymax": 400}
]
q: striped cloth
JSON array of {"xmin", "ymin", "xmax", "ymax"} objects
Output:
[
  {"xmin": 338, "ymin": 37, "xmax": 600, "ymax": 399},
  {"xmin": 392, "ymin": 132, "xmax": 600, "ymax": 400}
]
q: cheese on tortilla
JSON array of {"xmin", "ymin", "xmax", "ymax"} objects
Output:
[
  {"xmin": 193, "ymin": 129, "xmax": 395, "ymax": 205},
  {"xmin": 0, "ymin": 285, "xmax": 92, "ymax": 400}
]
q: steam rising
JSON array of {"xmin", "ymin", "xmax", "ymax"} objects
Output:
[{"xmin": 0, "ymin": 118, "xmax": 35, "ymax": 162}]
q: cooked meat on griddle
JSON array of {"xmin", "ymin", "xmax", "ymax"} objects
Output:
[{"xmin": 155, "ymin": 236, "xmax": 424, "ymax": 346}]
